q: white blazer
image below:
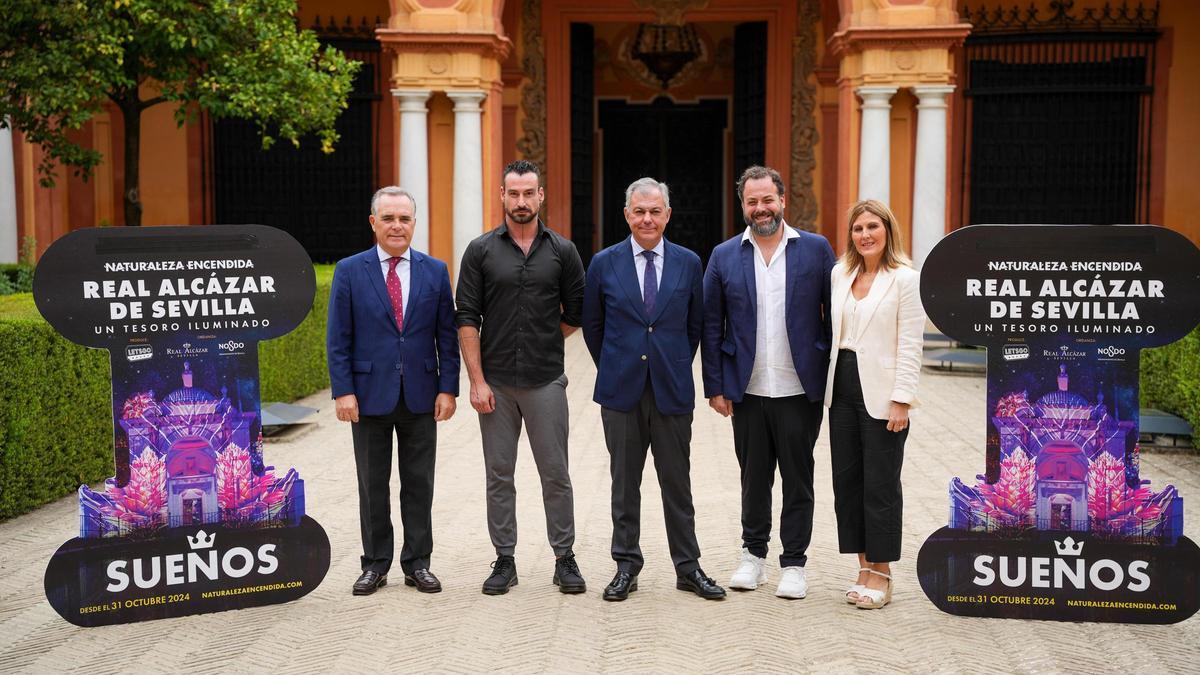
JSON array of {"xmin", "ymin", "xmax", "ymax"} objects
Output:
[{"xmin": 823, "ymin": 262, "xmax": 925, "ymax": 420}]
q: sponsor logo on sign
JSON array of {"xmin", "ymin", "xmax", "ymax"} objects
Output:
[
  {"xmin": 165, "ymin": 342, "xmax": 210, "ymax": 357},
  {"xmin": 125, "ymin": 345, "xmax": 153, "ymax": 362},
  {"xmin": 1002, "ymin": 345, "xmax": 1029, "ymax": 361},
  {"xmin": 1043, "ymin": 345, "xmax": 1087, "ymax": 360},
  {"xmin": 218, "ymin": 340, "xmax": 246, "ymax": 355},
  {"xmin": 1097, "ymin": 345, "xmax": 1127, "ymax": 359}
]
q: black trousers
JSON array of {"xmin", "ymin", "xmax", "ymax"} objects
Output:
[
  {"xmin": 731, "ymin": 393, "xmax": 822, "ymax": 568},
  {"xmin": 601, "ymin": 382, "xmax": 701, "ymax": 576},
  {"xmin": 828, "ymin": 350, "xmax": 907, "ymax": 563},
  {"xmin": 351, "ymin": 392, "xmax": 436, "ymax": 575}
]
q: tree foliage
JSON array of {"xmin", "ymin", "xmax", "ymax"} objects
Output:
[{"xmin": 0, "ymin": 0, "xmax": 359, "ymax": 224}]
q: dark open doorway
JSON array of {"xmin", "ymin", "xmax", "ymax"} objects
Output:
[{"xmin": 599, "ymin": 98, "xmax": 727, "ymax": 263}]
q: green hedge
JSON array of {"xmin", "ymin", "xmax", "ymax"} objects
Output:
[
  {"xmin": 1141, "ymin": 325, "xmax": 1200, "ymax": 447},
  {"xmin": 0, "ymin": 266, "xmax": 333, "ymax": 520},
  {"xmin": 0, "ymin": 319, "xmax": 114, "ymax": 520}
]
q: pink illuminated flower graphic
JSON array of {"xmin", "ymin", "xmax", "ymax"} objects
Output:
[
  {"xmin": 216, "ymin": 442, "xmax": 293, "ymax": 523},
  {"xmin": 970, "ymin": 447, "xmax": 1036, "ymax": 529},
  {"xmin": 994, "ymin": 391, "xmax": 1031, "ymax": 418},
  {"xmin": 85, "ymin": 447, "xmax": 168, "ymax": 534},
  {"xmin": 121, "ymin": 392, "xmax": 158, "ymax": 420},
  {"xmin": 1087, "ymin": 452, "xmax": 1174, "ymax": 538}
]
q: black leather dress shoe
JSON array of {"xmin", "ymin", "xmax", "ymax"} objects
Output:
[
  {"xmin": 676, "ymin": 568, "xmax": 726, "ymax": 600},
  {"xmin": 603, "ymin": 571, "xmax": 638, "ymax": 601},
  {"xmin": 553, "ymin": 553, "xmax": 587, "ymax": 594},
  {"xmin": 482, "ymin": 556, "xmax": 518, "ymax": 595},
  {"xmin": 352, "ymin": 570, "xmax": 387, "ymax": 595},
  {"xmin": 404, "ymin": 568, "xmax": 443, "ymax": 593}
]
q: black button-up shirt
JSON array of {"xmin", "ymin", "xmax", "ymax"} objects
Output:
[{"xmin": 455, "ymin": 221, "xmax": 586, "ymax": 388}]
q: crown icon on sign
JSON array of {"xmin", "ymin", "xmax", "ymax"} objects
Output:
[
  {"xmin": 1054, "ymin": 536, "xmax": 1084, "ymax": 556},
  {"xmin": 187, "ymin": 530, "xmax": 215, "ymax": 550}
]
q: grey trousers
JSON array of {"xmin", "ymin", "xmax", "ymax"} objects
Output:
[
  {"xmin": 601, "ymin": 383, "xmax": 701, "ymax": 576},
  {"xmin": 479, "ymin": 374, "xmax": 575, "ymax": 557}
]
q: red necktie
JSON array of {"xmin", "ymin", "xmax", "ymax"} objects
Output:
[{"xmin": 386, "ymin": 256, "xmax": 404, "ymax": 332}]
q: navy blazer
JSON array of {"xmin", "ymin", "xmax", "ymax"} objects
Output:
[
  {"xmin": 700, "ymin": 227, "xmax": 835, "ymax": 404},
  {"xmin": 326, "ymin": 247, "xmax": 460, "ymax": 416},
  {"xmin": 582, "ymin": 236, "xmax": 704, "ymax": 415}
]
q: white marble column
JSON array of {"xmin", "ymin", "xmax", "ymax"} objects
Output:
[
  {"xmin": 856, "ymin": 86, "xmax": 898, "ymax": 205},
  {"xmin": 447, "ymin": 91, "xmax": 486, "ymax": 282},
  {"xmin": 393, "ymin": 89, "xmax": 432, "ymax": 255},
  {"xmin": 0, "ymin": 120, "xmax": 17, "ymax": 264},
  {"xmin": 911, "ymin": 85, "xmax": 955, "ymax": 269}
]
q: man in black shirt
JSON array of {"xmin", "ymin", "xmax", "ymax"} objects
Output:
[{"xmin": 456, "ymin": 160, "xmax": 587, "ymax": 595}]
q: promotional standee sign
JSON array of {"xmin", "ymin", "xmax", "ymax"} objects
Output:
[
  {"xmin": 34, "ymin": 225, "xmax": 329, "ymax": 627},
  {"xmin": 916, "ymin": 225, "xmax": 1200, "ymax": 624}
]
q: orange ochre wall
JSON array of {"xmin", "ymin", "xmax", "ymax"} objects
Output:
[{"xmin": 1158, "ymin": 0, "xmax": 1200, "ymax": 246}]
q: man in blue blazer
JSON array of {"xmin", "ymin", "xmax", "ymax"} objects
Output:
[
  {"xmin": 327, "ymin": 186, "xmax": 460, "ymax": 596},
  {"xmin": 701, "ymin": 166, "xmax": 835, "ymax": 599},
  {"xmin": 583, "ymin": 177, "xmax": 725, "ymax": 601}
]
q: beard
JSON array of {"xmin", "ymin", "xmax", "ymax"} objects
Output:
[
  {"xmin": 506, "ymin": 206, "xmax": 537, "ymax": 224},
  {"xmin": 745, "ymin": 210, "xmax": 783, "ymax": 237}
]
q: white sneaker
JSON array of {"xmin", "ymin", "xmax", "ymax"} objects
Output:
[
  {"xmin": 728, "ymin": 549, "xmax": 768, "ymax": 590},
  {"xmin": 776, "ymin": 566, "xmax": 808, "ymax": 599}
]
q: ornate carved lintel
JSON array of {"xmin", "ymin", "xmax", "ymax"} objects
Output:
[
  {"xmin": 376, "ymin": 31, "xmax": 512, "ymax": 62},
  {"xmin": 789, "ymin": 0, "xmax": 821, "ymax": 232},
  {"xmin": 515, "ymin": 0, "xmax": 546, "ymax": 174},
  {"xmin": 631, "ymin": 0, "xmax": 711, "ymax": 26}
]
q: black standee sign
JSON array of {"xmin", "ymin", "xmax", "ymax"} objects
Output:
[
  {"xmin": 916, "ymin": 225, "xmax": 1200, "ymax": 624},
  {"xmin": 35, "ymin": 225, "xmax": 330, "ymax": 626}
]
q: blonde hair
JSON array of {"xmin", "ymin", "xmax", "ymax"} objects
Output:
[{"xmin": 840, "ymin": 199, "xmax": 912, "ymax": 274}]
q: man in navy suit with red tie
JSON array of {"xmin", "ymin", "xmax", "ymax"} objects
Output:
[{"xmin": 327, "ymin": 186, "xmax": 460, "ymax": 596}]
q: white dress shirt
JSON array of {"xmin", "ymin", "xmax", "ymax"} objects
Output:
[
  {"xmin": 631, "ymin": 237, "xmax": 665, "ymax": 296},
  {"xmin": 743, "ymin": 225, "xmax": 804, "ymax": 397},
  {"xmin": 376, "ymin": 244, "xmax": 411, "ymax": 318},
  {"xmin": 839, "ymin": 292, "xmax": 861, "ymax": 350}
]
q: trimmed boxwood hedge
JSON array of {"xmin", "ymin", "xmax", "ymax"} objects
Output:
[
  {"xmin": 0, "ymin": 266, "xmax": 333, "ymax": 520},
  {"xmin": 1141, "ymin": 325, "xmax": 1200, "ymax": 448}
]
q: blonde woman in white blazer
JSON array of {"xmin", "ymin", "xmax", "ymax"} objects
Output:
[{"xmin": 823, "ymin": 200, "xmax": 925, "ymax": 610}]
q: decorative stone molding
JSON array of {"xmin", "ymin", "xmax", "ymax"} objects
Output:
[
  {"xmin": 377, "ymin": 31, "xmax": 512, "ymax": 89},
  {"xmin": 789, "ymin": 0, "xmax": 820, "ymax": 231},
  {"xmin": 828, "ymin": 24, "xmax": 971, "ymax": 86},
  {"xmin": 829, "ymin": 25, "xmax": 972, "ymax": 56},
  {"xmin": 516, "ymin": 0, "xmax": 546, "ymax": 173},
  {"xmin": 632, "ymin": 0, "xmax": 711, "ymax": 26}
]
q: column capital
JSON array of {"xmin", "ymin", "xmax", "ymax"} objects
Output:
[
  {"xmin": 446, "ymin": 90, "xmax": 487, "ymax": 112},
  {"xmin": 913, "ymin": 85, "xmax": 956, "ymax": 108},
  {"xmin": 856, "ymin": 86, "xmax": 899, "ymax": 108},
  {"xmin": 392, "ymin": 88, "xmax": 432, "ymax": 106}
]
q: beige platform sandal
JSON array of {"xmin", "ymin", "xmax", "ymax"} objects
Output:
[
  {"xmin": 855, "ymin": 569, "xmax": 892, "ymax": 609},
  {"xmin": 845, "ymin": 567, "xmax": 870, "ymax": 604}
]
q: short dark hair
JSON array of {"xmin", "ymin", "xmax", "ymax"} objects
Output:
[
  {"xmin": 736, "ymin": 165, "xmax": 785, "ymax": 203},
  {"xmin": 502, "ymin": 159, "xmax": 540, "ymax": 186}
]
